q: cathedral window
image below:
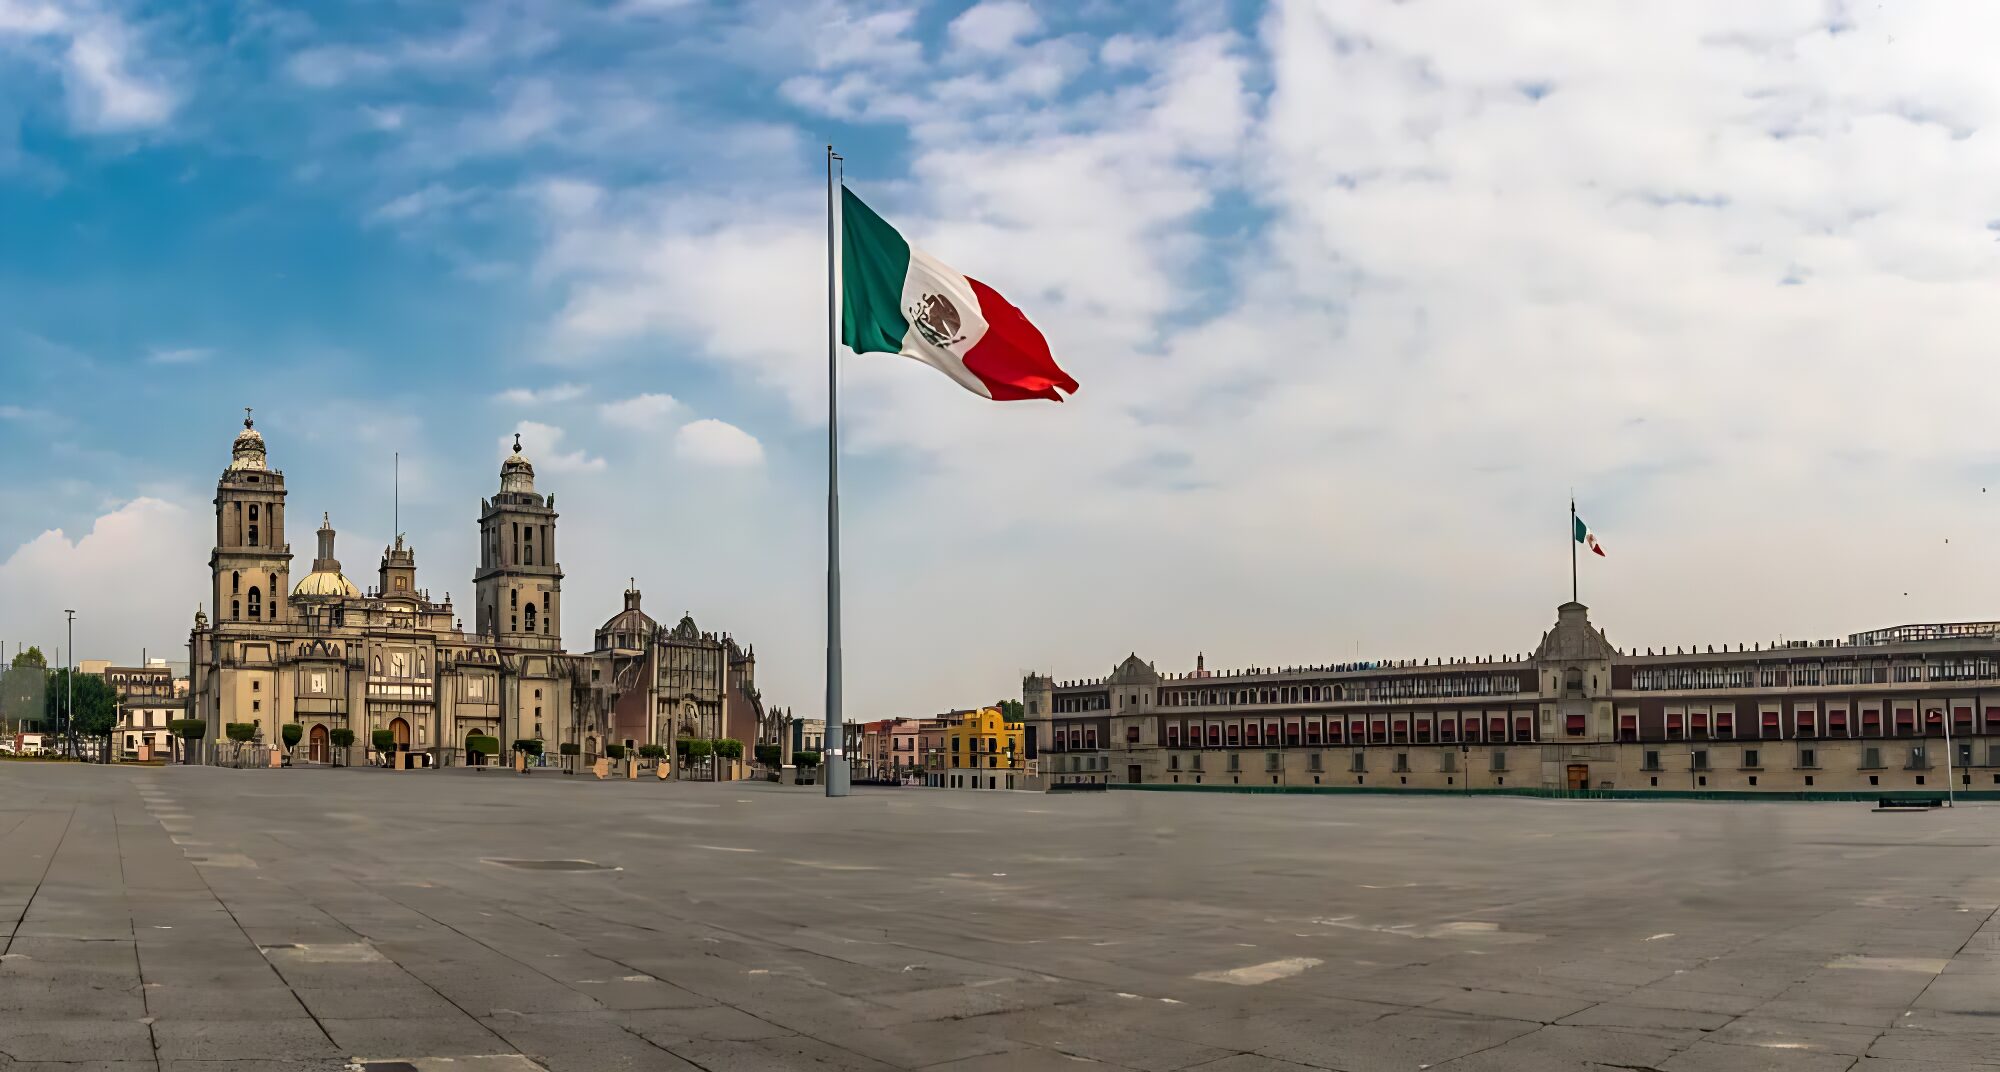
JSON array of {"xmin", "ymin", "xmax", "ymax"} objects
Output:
[
  {"xmin": 247, "ymin": 588, "xmax": 262, "ymax": 619},
  {"xmin": 231, "ymin": 600, "xmax": 240, "ymax": 619},
  {"xmin": 232, "ymin": 571, "xmax": 240, "ymax": 594},
  {"xmin": 510, "ymin": 589, "xmax": 518, "ymax": 607},
  {"xmin": 525, "ymin": 604, "xmax": 538, "ymax": 632}
]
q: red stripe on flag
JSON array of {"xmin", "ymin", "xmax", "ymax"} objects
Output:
[{"xmin": 961, "ymin": 277, "xmax": 1078, "ymax": 402}]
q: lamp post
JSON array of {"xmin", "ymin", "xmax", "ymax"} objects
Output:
[{"xmin": 63, "ymin": 610, "xmax": 76, "ymax": 759}]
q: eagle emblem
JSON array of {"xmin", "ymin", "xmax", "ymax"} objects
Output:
[{"xmin": 909, "ymin": 292, "xmax": 967, "ymax": 349}]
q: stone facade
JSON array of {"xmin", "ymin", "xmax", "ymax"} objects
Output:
[
  {"xmin": 1027, "ymin": 602, "xmax": 2000, "ymax": 794},
  {"xmin": 187, "ymin": 414, "xmax": 780, "ymax": 765}
]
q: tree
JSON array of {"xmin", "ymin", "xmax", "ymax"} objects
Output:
[
  {"xmin": 794, "ymin": 750, "xmax": 821, "ymax": 770},
  {"xmin": 686, "ymin": 738, "xmax": 714, "ymax": 761},
  {"xmin": 714, "ymin": 738, "xmax": 743, "ymax": 761},
  {"xmin": 755, "ymin": 743, "xmax": 781, "ymax": 768},
  {"xmin": 67, "ymin": 674, "xmax": 118, "ymax": 757},
  {"xmin": 998, "ymin": 699, "xmax": 1025, "ymax": 723},
  {"xmin": 371, "ymin": 729, "xmax": 395, "ymax": 756},
  {"xmin": 465, "ymin": 734, "xmax": 498, "ymax": 767},
  {"xmin": 0, "ymin": 661, "xmax": 46, "ymax": 735},
  {"xmin": 280, "ymin": 723, "xmax": 302, "ymax": 754},
  {"xmin": 170, "ymin": 719, "xmax": 207, "ymax": 764},
  {"xmin": 226, "ymin": 723, "xmax": 256, "ymax": 743},
  {"xmin": 10, "ymin": 646, "xmax": 47, "ymax": 669},
  {"xmin": 330, "ymin": 728, "xmax": 355, "ymax": 767}
]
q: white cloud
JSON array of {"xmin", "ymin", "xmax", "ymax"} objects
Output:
[
  {"xmin": 61, "ymin": 19, "xmax": 174, "ymax": 131},
  {"xmin": 146, "ymin": 346, "xmax": 211, "ymax": 365},
  {"xmin": 501, "ymin": 421, "xmax": 604, "ymax": 473},
  {"xmin": 674, "ymin": 418, "xmax": 763, "ymax": 466},
  {"xmin": 0, "ymin": 497, "xmax": 207, "ymax": 664},
  {"xmin": 0, "ymin": 2, "xmax": 177, "ymax": 133},
  {"xmin": 948, "ymin": 0, "xmax": 1040, "ymax": 54},
  {"xmin": 368, "ymin": 182, "xmax": 475, "ymax": 223},
  {"xmin": 598, "ymin": 392, "xmax": 683, "ymax": 430},
  {"xmin": 493, "ymin": 383, "xmax": 587, "ymax": 407}
]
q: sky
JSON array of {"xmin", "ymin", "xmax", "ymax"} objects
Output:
[{"xmin": 5, "ymin": 0, "xmax": 2000, "ymax": 717}]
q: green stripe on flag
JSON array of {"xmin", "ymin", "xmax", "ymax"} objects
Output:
[{"xmin": 840, "ymin": 188, "xmax": 911, "ymax": 355}]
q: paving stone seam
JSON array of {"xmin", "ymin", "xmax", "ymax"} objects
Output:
[
  {"xmin": 369, "ymin": 883, "xmax": 739, "ymax": 1071},
  {"xmin": 180, "ymin": 834, "xmax": 345, "ymax": 1057},
  {"xmin": 1, "ymin": 803, "xmax": 75, "ymax": 957}
]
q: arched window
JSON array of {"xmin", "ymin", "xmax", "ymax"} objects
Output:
[
  {"xmin": 524, "ymin": 604, "xmax": 538, "ymax": 632},
  {"xmin": 510, "ymin": 589, "xmax": 518, "ymax": 607},
  {"xmin": 247, "ymin": 587, "xmax": 262, "ymax": 619},
  {"xmin": 232, "ymin": 571, "xmax": 240, "ymax": 594},
  {"xmin": 524, "ymin": 528, "xmax": 534, "ymax": 566},
  {"xmin": 231, "ymin": 599, "xmax": 240, "ymax": 619},
  {"xmin": 269, "ymin": 573, "xmax": 278, "ymax": 609}
]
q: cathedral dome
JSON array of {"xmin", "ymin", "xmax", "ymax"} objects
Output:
[
  {"xmin": 226, "ymin": 411, "xmax": 267, "ymax": 471},
  {"xmin": 292, "ymin": 513, "xmax": 357, "ymax": 599},
  {"xmin": 500, "ymin": 432, "xmax": 535, "ymax": 493},
  {"xmin": 292, "ymin": 570, "xmax": 359, "ymax": 599}
]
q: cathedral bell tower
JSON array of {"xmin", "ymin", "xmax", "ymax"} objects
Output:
[
  {"xmin": 473, "ymin": 434, "xmax": 563, "ymax": 650},
  {"xmin": 209, "ymin": 409, "xmax": 293, "ymax": 626}
]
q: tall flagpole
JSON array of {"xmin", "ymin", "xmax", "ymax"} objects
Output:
[
  {"xmin": 1570, "ymin": 497, "xmax": 1578, "ymax": 605},
  {"xmin": 824, "ymin": 144, "xmax": 850, "ymax": 798}
]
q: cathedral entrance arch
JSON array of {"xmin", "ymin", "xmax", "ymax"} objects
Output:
[{"xmin": 309, "ymin": 724, "xmax": 328, "ymax": 764}]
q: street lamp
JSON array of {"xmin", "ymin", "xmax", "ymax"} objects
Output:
[{"xmin": 63, "ymin": 610, "xmax": 75, "ymax": 760}]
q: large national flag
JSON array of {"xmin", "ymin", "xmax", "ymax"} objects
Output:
[
  {"xmin": 840, "ymin": 187, "xmax": 1079, "ymax": 402},
  {"xmin": 1573, "ymin": 514, "xmax": 1606, "ymax": 556}
]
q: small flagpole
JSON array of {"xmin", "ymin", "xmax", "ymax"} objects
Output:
[
  {"xmin": 1570, "ymin": 497, "xmax": 1578, "ymax": 605},
  {"xmin": 824, "ymin": 144, "xmax": 850, "ymax": 799}
]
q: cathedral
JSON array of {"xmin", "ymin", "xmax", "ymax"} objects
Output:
[{"xmin": 187, "ymin": 413, "xmax": 789, "ymax": 765}]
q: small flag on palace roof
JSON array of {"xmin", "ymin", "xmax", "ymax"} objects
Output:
[
  {"xmin": 1574, "ymin": 514, "xmax": 1606, "ymax": 557},
  {"xmin": 840, "ymin": 187, "xmax": 1079, "ymax": 402}
]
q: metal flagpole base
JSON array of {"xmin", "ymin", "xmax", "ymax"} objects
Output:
[{"xmin": 824, "ymin": 755, "xmax": 850, "ymax": 797}]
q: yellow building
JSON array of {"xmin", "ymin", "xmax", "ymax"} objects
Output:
[{"xmin": 945, "ymin": 705, "xmax": 1025, "ymax": 790}]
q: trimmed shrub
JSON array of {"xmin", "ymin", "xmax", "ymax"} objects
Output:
[
  {"xmin": 512, "ymin": 738, "xmax": 544, "ymax": 757},
  {"xmin": 329, "ymin": 728, "xmax": 356, "ymax": 749},
  {"xmin": 686, "ymin": 738, "xmax": 714, "ymax": 761},
  {"xmin": 637, "ymin": 744, "xmax": 665, "ymax": 760},
  {"xmin": 755, "ymin": 743, "xmax": 782, "ymax": 768},
  {"xmin": 558, "ymin": 742, "xmax": 581, "ymax": 756},
  {"xmin": 225, "ymin": 722, "xmax": 256, "ymax": 743},
  {"xmin": 714, "ymin": 738, "xmax": 743, "ymax": 761},
  {"xmin": 371, "ymin": 729, "xmax": 396, "ymax": 753},
  {"xmin": 169, "ymin": 719, "xmax": 207, "ymax": 741},
  {"xmin": 280, "ymin": 723, "xmax": 303, "ymax": 751},
  {"xmin": 675, "ymin": 737, "xmax": 694, "ymax": 757},
  {"xmin": 606, "ymin": 743, "xmax": 627, "ymax": 760},
  {"xmin": 465, "ymin": 735, "xmax": 499, "ymax": 755},
  {"xmin": 794, "ymin": 750, "xmax": 821, "ymax": 770}
]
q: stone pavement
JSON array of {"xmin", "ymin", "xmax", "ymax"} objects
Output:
[{"xmin": 2, "ymin": 763, "xmax": 1999, "ymax": 1072}]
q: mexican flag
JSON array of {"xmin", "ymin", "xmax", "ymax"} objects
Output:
[
  {"xmin": 840, "ymin": 187, "xmax": 1079, "ymax": 402},
  {"xmin": 1573, "ymin": 514, "xmax": 1606, "ymax": 556}
]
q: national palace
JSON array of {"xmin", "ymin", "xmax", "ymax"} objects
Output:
[
  {"xmin": 1026, "ymin": 602, "xmax": 2000, "ymax": 793},
  {"xmin": 187, "ymin": 414, "xmax": 792, "ymax": 764}
]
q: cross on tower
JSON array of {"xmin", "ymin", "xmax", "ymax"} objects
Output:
[{"xmin": 243, "ymin": 406, "xmax": 254, "ymax": 428}]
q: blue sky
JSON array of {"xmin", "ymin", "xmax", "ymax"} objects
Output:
[{"xmin": 7, "ymin": 1, "xmax": 2000, "ymax": 717}]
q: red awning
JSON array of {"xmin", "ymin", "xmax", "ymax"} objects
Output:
[
  {"xmin": 1620, "ymin": 715, "xmax": 1638, "ymax": 727},
  {"xmin": 1514, "ymin": 716, "xmax": 1532, "ymax": 732},
  {"xmin": 1762, "ymin": 712, "xmax": 1780, "ymax": 726},
  {"xmin": 1489, "ymin": 717, "xmax": 1506, "ymax": 730},
  {"xmin": 1667, "ymin": 713, "xmax": 1684, "ymax": 727},
  {"xmin": 1392, "ymin": 720, "xmax": 1409, "ymax": 732},
  {"xmin": 1565, "ymin": 715, "xmax": 1586, "ymax": 730}
]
